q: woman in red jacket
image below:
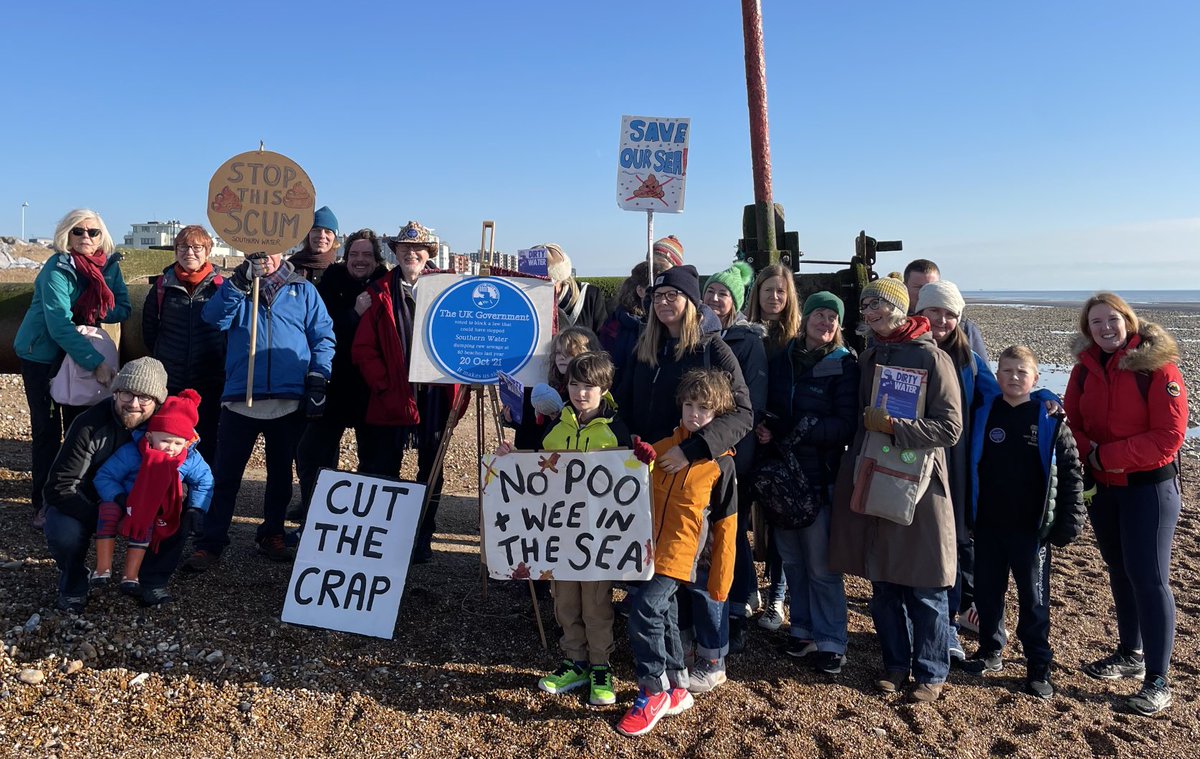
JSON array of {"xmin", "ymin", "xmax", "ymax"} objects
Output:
[{"xmin": 1064, "ymin": 292, "xmax": 1188, "ymax": 717}]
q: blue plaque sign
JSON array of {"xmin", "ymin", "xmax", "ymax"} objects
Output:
[{"xmin": 424, "ymin": 277, "xmax": 540, "ymax": 383}]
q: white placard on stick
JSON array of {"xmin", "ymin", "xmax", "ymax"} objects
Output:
[
  {"xmin": 409, "ymin": 273, "xmax": 554, "ymax": 386},
  {"xmin": 616, "ymin": 115, "xmax": 690, "ymax": 213},
  {"xmin": 282, "ymin": 469, "xmax": 425, "ymax": 639},
  {"xmin": 481, "ymin": 449, "xmax": 654, "ymax": 582}
]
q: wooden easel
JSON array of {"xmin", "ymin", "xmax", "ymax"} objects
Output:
[{"xmin": 416, "ymin": 220, "xmax": 549, "ymax": 650}]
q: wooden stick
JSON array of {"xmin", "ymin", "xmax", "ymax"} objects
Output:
[
  {"xmin": 246, "ymin": 274, "xmax": 260, "ymax": 407},
  {"xmin": 528, "ymin": 579, "xmax": 549, "ymax": 650}
]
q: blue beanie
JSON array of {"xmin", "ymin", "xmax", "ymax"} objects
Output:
[{"xmin": 313, "ymin": 206, "xmax": 338, "ymax": 233}]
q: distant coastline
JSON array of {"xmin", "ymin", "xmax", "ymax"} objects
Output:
[{"xmin": 964, "ymin": 290, "xmax": 1200, "ymax": 312}]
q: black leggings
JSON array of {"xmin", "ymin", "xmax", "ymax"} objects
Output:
[{"xmin": 1088, "ymin": 477, "xmax": 1181, "ymax": 677}]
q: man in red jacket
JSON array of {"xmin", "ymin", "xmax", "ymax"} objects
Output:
[{"xmin": 352, "ymin": 221, "xmax": 460, "ymax": 563}]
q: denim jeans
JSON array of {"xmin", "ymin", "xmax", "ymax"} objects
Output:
[
  {"xmin": 628, "ymin": 574, "xmax": 690, "ymax": 693},
  {"xmin": 869, "ymin": 581, "xmax": 950, "ymax": 684},
  {"xmin": 677, "ymin": 566, "xmax": 730, "ymax": 659},
  {"xmin": 197, "ymin": 407, "xmax": 305, "ymax": 555},
  {"xmin": 44, "ymin": 506, "xmax": 190, "ymax": 599},
  {"xmin": 774, "ymin": 506, "xmax": 848, "ymax": 654},
  {"xmin": 765, "ymin": 526, "xmax": 789, "ymax": 605}
]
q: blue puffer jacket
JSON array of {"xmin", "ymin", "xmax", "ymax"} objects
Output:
[
  {"xmin": 14, "ymin": 252, "xmax": 131, "ymax": 368},
  {"xmin": 201, "ymin": 262, "xmax": 335, "ymax": 403},
  {"xmin": 763, "ymin": 340, "xmax": 860, "ymax": 503},
  {"xmin": 93, "ymin": 433, "xmax": 214, "ymax": 512},
  {"xmin": 944, "ymin": 350, "xmax": 1001, "ymax": 540},
  {"xmin": 970, "ymin": 388, "xmax": 1086, "ymax": 545}
]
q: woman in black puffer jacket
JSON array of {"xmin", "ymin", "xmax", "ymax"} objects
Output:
[
  {"xmin": 756, "ymin": 291, "xmax": 859, "ymax": 674},
  {"xmin": 142, "ymin": 225, "xmax": 226, "ymax": 464}
]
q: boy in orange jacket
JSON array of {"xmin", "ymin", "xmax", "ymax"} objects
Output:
[{"xmin": 616, "ymin": 369, "xmax": 738, "ymax": 738}]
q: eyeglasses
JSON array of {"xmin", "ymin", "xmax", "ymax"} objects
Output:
[
  {"xmin": 859, "ymin": 298, "xmax": 887, "ymax": 314},
  {"xmin": 71, "ymin": 227, "xmax": 102, "ymax": 238},
  {"xmin": 177, "ymin": 245, "xmax": 208, "ymax": 253},
  {"xmin": 116, "ymin": 390, "xmax": 157, "ymax": 406},
  {"xmin": 652, "ymin": 290, "xmax": 682, "ymax": 304}
]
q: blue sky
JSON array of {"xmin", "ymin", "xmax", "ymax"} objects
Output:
[{"xmin": 2, "ymin": 1, "xmax": 1197, "ymax": 289}]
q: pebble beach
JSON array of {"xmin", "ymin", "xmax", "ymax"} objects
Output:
[{"xmin": 0, "ymin": 296, "xmax": 1195, "ymax": 757}]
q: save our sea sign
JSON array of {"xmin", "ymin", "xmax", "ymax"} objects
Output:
[
  {"xmin": 282, "ymin": 469, "xmax": 425, "ymax": 639},
  {"xmin": 481, "ymin": 449, "xmax": 654, "ymax": 582},
  {"xmin": 409, "ymin": 273, "xmax": 555, "ymax": 386},
  {"xmin": 616, "ymin": 115, "xmax": 690, "ymax": 213}
]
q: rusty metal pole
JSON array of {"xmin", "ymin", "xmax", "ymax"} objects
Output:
[{"xmin": 741, "ymin": 0, "xmax": 778, "ymax": 268}]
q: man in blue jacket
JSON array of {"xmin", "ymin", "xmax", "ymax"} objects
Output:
[{"xmin": 184, "ymin": 253, "xmax": 334, "ymax": 569}]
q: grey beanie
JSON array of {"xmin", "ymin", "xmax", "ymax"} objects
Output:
[{"xmin": 111, "ymin": 357, "xmax": 168, "ymax": 404}]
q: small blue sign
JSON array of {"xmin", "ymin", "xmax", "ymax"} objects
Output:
[
  {"xmin": 425, "ymin": 278, "xmax": 540, "ymax": 383},
  {"xmin": 518, "ymin": 248, "xmax": 548, "ymax": 277},
  {"xmin": 497, "ymin": 370, "xmax": 524, "ymax": 425}
]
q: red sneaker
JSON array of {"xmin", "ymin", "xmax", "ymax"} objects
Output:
[
  {"xmin": 666, "ymin": 686, "xmax": 694, "ymax": 715},
  {"xmin": 615, "ymin": 689, "xmax": 670, "ymax": 737}
]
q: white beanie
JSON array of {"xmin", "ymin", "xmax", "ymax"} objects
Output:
[{"xmin": 916, "ymin": 280, "xmax": 966, "ymax": 318}]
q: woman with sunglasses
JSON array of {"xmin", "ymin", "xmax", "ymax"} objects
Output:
[
  {"xmin": 15, "ymin": 209, "xmax": 131, "ymax": 528},
  {"xmin": 828, "ymin": 276, "xmax": 962, "ymax": 703}
]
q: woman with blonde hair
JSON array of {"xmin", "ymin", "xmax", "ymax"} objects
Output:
[
  {"xmin": 1065, "ymin": 291, "xmax": 1187, "ymax": 716},
  {"xmin": 14, "ymin": 208, "xmax": 131, "ymax": 528},
  {"xmin": 747, "ymin": 264, "xmax": 801, "ymax": 359},
  {"xmin": 541, "ymin": 243, "xmax": 610, "ymax": 335},
  {"xmin": 615, "ymin": 265, "xmax": 752, "ymax": 473}
]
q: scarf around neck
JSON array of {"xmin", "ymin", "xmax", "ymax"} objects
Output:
[
  {"xmin": 174, "ymin": 262, "xmax": 213, "ymax": 294},
  {"xmin": 289, "ymin": 244, "xmax": 335, "ymax": 279},
  {"xmin": 124, "ymin": 436, "xmax": 186, "ymax": 552},
  {"xmin": 70, "ymin": 250, "xmax": 115, "ymax": 325},
  {"xmin": 875, "ymin": 315, "xmax": 931, "ymax": 344}
]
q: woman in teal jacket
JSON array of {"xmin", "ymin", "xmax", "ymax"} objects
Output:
[{"xmin": 14, "ymin": 209, "xmax": 130, "ymax": 528}]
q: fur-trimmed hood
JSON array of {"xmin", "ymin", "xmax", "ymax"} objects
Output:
[{"xmin": 1071, "ymin": 321, "xmax": 1180, "ymax": 373}]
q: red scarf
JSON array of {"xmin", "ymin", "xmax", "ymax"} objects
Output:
[
  {"xmin": 174, "ymin": 262, "xmax": 213, "ymax": 294},
  {"xmin": 70, "ymin": 250, "xmax": 115, "ymax": 325},
  {"xmin": 123, "ymin": 436, "xmax": 186, "ymax": 551},
  {"xmin": 875, "ymin": 315, "xmax": 932, "ymax": 344}
]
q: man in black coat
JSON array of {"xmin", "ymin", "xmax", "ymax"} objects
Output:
[
  {"xmin": 42, "ymin": 358, "xmax": 188, "ymax": 611},
  {"xmin": 293, "ymin": 229, "xmax": 390, "ymax": 522}
]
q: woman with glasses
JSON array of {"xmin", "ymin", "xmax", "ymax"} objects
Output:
[
  {"xmin": 142, "ymin": 225, "xmax": 226, "ymax": 465},
  {"xmin": 14, "ymin": 208, "xmax": 131, "ymax": 529},
  {"xmin": 828, "ymin": 276, "xmax": 962, "ymax": 703},
  {"xmin": 612, "ymin": 264, "xmax": 753, "ymax": 698}
]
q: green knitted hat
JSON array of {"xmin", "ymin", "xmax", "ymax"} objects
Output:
[
  {"xmin": 703, "ymin": 261, "xmax": 755, "ymax": 312},
  {"xmin": 802, "ymin": 290, "xmax": 845, "ymax": 322}
]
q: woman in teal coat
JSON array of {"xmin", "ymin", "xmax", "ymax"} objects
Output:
[{"xmin": 14, "ymin": 208, "xmax": 130, "ymax": 527}]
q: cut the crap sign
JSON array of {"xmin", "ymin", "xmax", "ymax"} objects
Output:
[
  {"xmin": 481, "ymin": 449, "xmax": 654, "ymax": 582},
  {"xmin": 409, "ymin": 273, "xmax": 554, "ymax": 386},
  {"xmin": 207, "ymin": 149, "xmax": 316, "ymax": 255},
  {"xmin": 281, "ymin": 470, "xmax": 425, "ymax": 639},
  {"xmin": 616, "ymin": 115, "xmax": 689, "ymax": 213}
]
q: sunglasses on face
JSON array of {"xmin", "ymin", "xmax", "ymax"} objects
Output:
[{"xmin": 71, "ymin": 227, "xmax": 102, "ymax": 238}]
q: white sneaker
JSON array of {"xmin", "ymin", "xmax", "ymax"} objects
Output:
[
  {"xmin": 748, "ymin": 589, "xmax": 763, "ymax": 616},
  {"xmin": 757, "ymin": 601, "xmax": 786, "ymax": 631},
  {"xmin": 687, "ymin": 658, "xmax": 727, "ymax": 694},
  {"xmin": 958, "ymin": 603, "xmax": 980, "ymax": 634}
]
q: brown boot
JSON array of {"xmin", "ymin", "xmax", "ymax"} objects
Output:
[
  {"xmin": 876, "ymin": 670, "xmax": 909, "ymax": 694},
  {"xmin": 910, "ymin": 682, "xmax": 944, "ymax": 703}
]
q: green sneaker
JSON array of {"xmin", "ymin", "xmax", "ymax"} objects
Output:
[
  {"xmin": 538, "ymin": 660, "xmax": 588, "ymax": 694},
  {"xmin": 589, "ymin": 665, "xmax": 616, "ymax": 705}
]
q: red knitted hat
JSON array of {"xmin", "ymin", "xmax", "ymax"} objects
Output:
[
  {"xmin": 147, "ymin": 389, "xmax": 201, "ymax": 440},
  {"xmin": 652, "ymin": 235, "xmax": 684, "ymax": 267}
]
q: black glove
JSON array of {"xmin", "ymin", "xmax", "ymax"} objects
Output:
[
  {"xmin": 231, "ymin": 253, "xmax": 270, "ymax": 292},
  {"xmin": 305, "ymin": 373, "xmax": 328, "ymax": 419}
]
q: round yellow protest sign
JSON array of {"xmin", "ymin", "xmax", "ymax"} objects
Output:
[{"xmin": 206, "ymin": 150, "xmax": 315, "ymax": 256}]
